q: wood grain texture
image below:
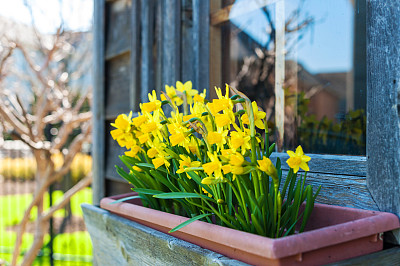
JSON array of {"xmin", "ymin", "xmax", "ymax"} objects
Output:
[
  {"xmin": 192, "ymin": 0, "xmax": 210, "ymax": 92},
  {"xmin": 82, "ymin": 204, "xmax": 249, "ymax": 266},
  {"xmin": 162, "ymin": 0, "xmax": 181, "ymax": 85},
  {"xmin": 140, "ymin": 0, "xmax": 155, "ymax": 103},
  {"xmin": 367, "ymin": 1, "xmax": 400, "ymax": 243},
  {"xmin": 270, "ymin": 152, "xmax": 366, "ymax": 177},
  {"xmin": 366, "ymin": 1, "xmax": 400, "ymax": 217},
  {"xmin": 129, "ymin": 0, "xmax": 140, "ymax": 111},
  {"xmin": 93, "ymin": 0, "xmax": 106, "ymax": 205},
  {"xmin": 209, "ymin": 0, "xmax": 222, "ymax": 91},
  {"xmin": 105, "ymin": 53, "xmax": 131, "ymax": 118},
  {"xmin": 280, "ymin": 170, "xmax": 378, "ymax": 211},
  {"xmin": 105, "ymin": 0, "xmax": 132, "ymax": 60},
  {"xmin": 327, "ymin": 247, "xmax": 400, "ymax": 266},
  {"xmin": 181, "ymin": 0, "xmax": 194, "ymax": 83}
]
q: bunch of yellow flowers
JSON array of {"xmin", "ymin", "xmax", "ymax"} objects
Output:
[{"xmin": 111, "ymin": 81, "xmax": 320, "ymax": 238}]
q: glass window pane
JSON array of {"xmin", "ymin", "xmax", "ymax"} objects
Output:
[{"xmin": 218, "ymin": 0, "xmax": 366, "ymax": 155}]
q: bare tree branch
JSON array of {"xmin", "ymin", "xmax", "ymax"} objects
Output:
[{"xmin": 43, "ymin": 173, "xmax": 92, "ymax": 221}]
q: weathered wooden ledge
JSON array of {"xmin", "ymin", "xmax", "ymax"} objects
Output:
[
  {"xmin": 82, "ymin": 204, "xmax": 400, "ymax": 265},
  {"xmin": 81, "ymin": 204, "xmax": 248, "ymax": 266}
]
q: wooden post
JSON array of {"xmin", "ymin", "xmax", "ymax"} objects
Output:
[
  {"xmin": 92, "ymin": 0, "xmax": 105, "ymax": 205},
  {"xmin": 140, "ymin": 0, "xmax": 155, "ymax": 102},
  {"xmin": 192, "ymin": 0, "xmax": 210, "ymax": 92},
  {"xmin": 130, "ymin": 0, "xmax": 140, "ymax": 111},
  {"xmin": 162, "ymin": 0, "xmax": 181, "ymax": 85},
  {"xmin": 367, "ymin": 0, "xmax": 400, "ymax": 243}
]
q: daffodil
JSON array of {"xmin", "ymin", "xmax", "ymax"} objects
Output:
[
  {"xmin": 110, "ymin": 112, "xmax": 133, "ymax": 147},
  {"xmin": 132, "ymin": 114, "xmax": 147, "ymax": 128},
  {"xmin": 176, "ymin": 81, "xmax": 198, "ymax": 105},
  {"xmin": 162, "ymin": 85, "xmax": 183, "ymax": 106},
  {"xmin": 229, "ymin": 153, "xmax": 244, "ymax": 166},
  {"xmin": 140, "ymin": 90, "xmax": 162, "ymax": 113},
  {"xmin": 215, "ymin": 113, "xmax": 231, "ymax": 128},
  {"xmin": 193, "ymin": 89, "xmax": 206, "ymax": 103},
  {"xmin": 257, "ymin": 157, "xmax": 278, "ymax": 180},
  {"xmin": 125, "ymin": 145, "xmax": 141, "ymax": 158},
  {"xmin": 147, "ymin": 147, "xmax": 159, "ymax": 158},
  {"xmin": 186, "ymin": 137, "xmax": 200, "ymax": 157},
  {"xmin": 242, "ymin": 101, "xmax": 266, "ymax": 129},
  {"xmin": 202, "ymin": 152, "xmax": 224, "ymax": 183},
  {"xmin": 206, "ymin": 99, "xmax": 231, "ymax": 116},
  {"xmin": 132, "ymin": 166, "xmax": 143, "ymax": 172},
  {"xmin": 168, "ymin": 133, "xmax": 184, "ymax": 146},
  {"xmin": 138, "ymin": 133, "xmax": 150, "ymax": 144},
  {"xmin": 176, "ymin": 155, "xmax": 201, "ymax": 178},
  {"xmin": 152, "ymin": 155, "xmax": 170, "ymax": 169},
  {"xmin": 230, "ymin": 130, "xmax": 251, "ymax": 154},
  {"xmin": 286, "ymin": 145, "xmax": 311, "ymax": 173}
]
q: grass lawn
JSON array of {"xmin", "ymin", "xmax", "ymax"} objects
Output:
[{"xmin": 0, "ymin": 187, "xmax": 93, "ymax": 265}]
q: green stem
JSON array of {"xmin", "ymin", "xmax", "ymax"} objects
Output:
[{"xmin": 234, "ymin": 178, "xmax": 250, "ymax": 225}]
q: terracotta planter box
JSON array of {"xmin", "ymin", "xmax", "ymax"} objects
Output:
[{"xmin": 100, "ymin": 192, "xmax": 400, "ymax": 266}]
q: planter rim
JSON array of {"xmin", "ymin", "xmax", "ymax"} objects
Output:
[{"xmin": 100, "ymin": 192, "xmax": 400, "ymax": 260}]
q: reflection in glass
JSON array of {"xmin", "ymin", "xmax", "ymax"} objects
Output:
[{"xmin": 220, "ymin": 0, "xmax": 366, "ymax": 155}]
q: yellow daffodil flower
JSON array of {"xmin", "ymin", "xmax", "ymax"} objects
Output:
[
  {"xmin": 138, "ymin": 133, "xmax": 150, "ymax": 144},
  {"xmin": 176, "ymin": 81, "xmax": 198, "ymax": 105},
  {"xmin": 170, "ymin": 133, "xmax": 185, "ymax": 146},
  {"xmin": 242, "ymin": 101, "xmax": 266, "ymax": 129},
  {"xmin": 132, "ymin": 166, "xmax": 143, "ymax": 172},
  {"xmin": 229, "ymin": 153, "xmax": 244, "ymax": 166},
  {"xmin": 132, "ymin": 114, "xmax": 147, "ymax": 128},
  {"xmin": 125, "ymin": 145, "xmax": 141, "ymax": 158},
  {"xmin": 163, "ymin": 85, "xmax": 183, "ymax": 106},
  {"xmin": 193, "ymin": 89, "xmax": 206, "ymax": 103},
  {"xmin": 286, "ymin": 145, "xmax": 311, "ymax": 173},
  {"xmin": 206, "ymin": 98, "xmax": 231, "ymax": 115},
  {"xmin": 202, "ymin": 152, "xmax": 224, "ymax": 183},
  {"xmin": 230, "ymin": 130, "xmax": 251, "ymax": 154},
  {"xmin": 176, "ymin": 155, "xmax": 201, "ymax": 178},
  {"xmin": 201, "ymin": 187, "xmax": 212, "ymax": 197},
  {"xmin": 152, "ymin": 155, "xmax": 170, "ymax": 169},
  {"xmin": 215, "ymin": 113, "xmax": 231, "ymax": 128},
  {"xmin": 140, "ymin": 90, "xmax": 162, "ymax": 113},
  {"xmin": 222, "ymin": 164, "xmax": 231, "ymax": 174},
  {"xmin": 147, "ymin": 147, "xmax": 159, "ymax": 158},
  {"xmin": 110, "ymin": 112, "xmax": 134, "ymax": 147},
  {"xmin": 257, "ymin": 157, "xmax": 278, "ymax": 180}
]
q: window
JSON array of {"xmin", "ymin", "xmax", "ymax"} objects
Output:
[{"xmin": 210, "ymin": 0, "xmax": 366, "ymax": 155}]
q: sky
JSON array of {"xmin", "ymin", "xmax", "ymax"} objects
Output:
[{"xmin": 0, "ymin": 0, "xmax": 93, "ymax": 33}]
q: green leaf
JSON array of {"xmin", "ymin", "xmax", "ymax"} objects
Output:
[
  {"xmin": 164, "ymin": 148, "xmax": 179, "ymax": 159},
  {"xmin": 133, "ymin": 188, "xmax": 164, "ymax": 195},
  {"xmin": 299, "ymin": 186, "xmax": 314, "ymax": 232},
  {"xmin": 136, "ymin": 163, "xmax": 155, "ymax": 169},
  {"xmin": 169, "ymin": 213, "xmax": 212, "ymax": 233},
  {"xmin": 268, "ymin": 143, "xmax": 276, "ymax": 155},
  {"xmin": 110, "ymin": 195, "xmax": 141, "ymax": 204},
  {"xmin": 186, "ymin": 171, "xmax": 214, "ymax": 196},
  {"xmin": 149, "ymin": 170, "xmax": 180, "ymax": 192},
  {"xmin": 251, "ymin": 213, "xmax": 265, "ymax": 236},
  {"xmin": 115, "ymin": 165, "xmax": 134, "ymax": 184},
  {"xmin": 154, "ymin": 192, "xmax": 210, "ymax": 199}
]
